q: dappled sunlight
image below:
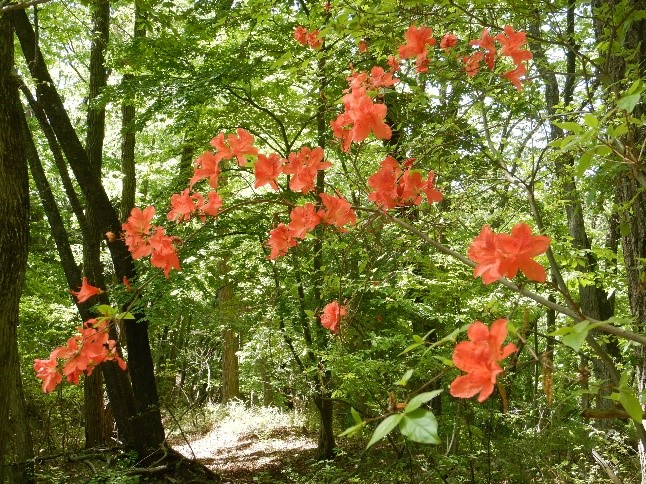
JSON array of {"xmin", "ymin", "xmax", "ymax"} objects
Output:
[{"xmin": 172, "ymin": 402, "xmax": 316, "ymax": 476}]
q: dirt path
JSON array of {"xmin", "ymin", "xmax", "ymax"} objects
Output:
[{"xmin": 172, "ymin": 407, "xmax": 317, "ymax": 482}]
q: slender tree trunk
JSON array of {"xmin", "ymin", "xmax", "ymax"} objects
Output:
[
  {"xmin": 20, "ymin": 88, "xmax": 138, "ymax": 449},
  {"xmin": 221, "ymin": 328, "xmax": 240, "ymax": 402},
  {"xmin": 12, "ymin": 8, "xmax": 165, "ymax": 458},
  {"xmin": 529, "ymin": 10, "xmax": 617, "ymax": 417},
  {"xmin": 120, "ymin": 0, "xmax": 147, "ymax": 222},
  {"xmin": 219, "ymin": 258, "xmax": 240, "ymax": 402},
  {"xmin": 0, "ymin": 13, "xmax": 34, "ymax": 482}
]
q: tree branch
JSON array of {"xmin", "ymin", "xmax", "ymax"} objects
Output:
[
  {"xmin": 0, "ymin": 0, "xmax": 52, "ymax": 14},
  {"xmin": 380, "ymin": 211, "xmax": 646, "ymax": 346}
]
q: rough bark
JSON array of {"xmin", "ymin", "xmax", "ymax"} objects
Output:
[
  {"xmin": 0, "ymin": 13, "xmax": 34, "ymax": 482},
  {"xmin": 20, "ymin": 90, "xmax": 138, "ymax": 450},
  {"xmin": 83, "ymin": 0, "xmax": 111, "ymax": 448},
  {"xmin": 19, "ymin": 84, "xmax": 91, "ymax": 242},
  {"xmin": 590, "ymin": 0, "xmax": 646, "ymax": 479},
  {"xmin": 221, "ymin": 328, "xmax": 240, "ymax": 402},
  {"xmin": 12, "ymin": 8, "xmax": 165, "ymax": 457}
]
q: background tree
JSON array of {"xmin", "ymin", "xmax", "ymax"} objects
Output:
[{"xmin": 0, "ymin": 10, "xmax": 34, "ymax": 483}]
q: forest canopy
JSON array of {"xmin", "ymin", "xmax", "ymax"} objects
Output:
[{"xmin": 1, "ymin": 0, "xmax": 646, "ymax": 482}]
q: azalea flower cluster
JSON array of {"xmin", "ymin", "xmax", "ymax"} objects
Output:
[
  {"xmin": 167, "ymin": 189, "xmax": 222, "ymax": 223},
  {"xmin": 450, "ymin": 319, "xmax": 517, "ymax": 402},
  {"xmin": 394, "ymin": 25, "xmax": 532, "ymax": 90},
  {"xmin": 293, "ymin": 26, "xmax": 322, "ymax": 49},
  {"xmin": 291, "ymin": 24, "xmax": 530, "ymax": 153},
  {"xmin": 467, "ymin": 223, "xmax": 551, "ymax": 284},
  {"xmin": 330, "ymin": 66, "xmax": 398, "ymax": 152},
  {"xmin": 367, "ymin": 155, "xmax": 443, "ymax": 209},
  {"xmin": 34, "ymin": 319, "xmax": 127, "ymax": 393},
  {"xmin": 35, "ymin": 279, "xmax": 127, "ymax": 393},
  {"xmin": 267, "ymin": 193, "xmax": 356, "ymax": 259},
  {"xmin": 122, "ymin": 206, "xmax": 181, "ymax": 278},
  {"xmin": 191, "ymin": 128, "xmax": 258, "ymax": 189},
  {"xmin": 464, "ymin": 26, "xmax": 533, "ymax": 90}
]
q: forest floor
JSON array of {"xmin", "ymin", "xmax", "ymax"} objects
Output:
[
  {"xmin": 172, "ymin": 422, "xmax": 317, "ymax": 482},
  {"xmin": 170, "ymin": 403, "xmax": 321, "ymax": 483}
]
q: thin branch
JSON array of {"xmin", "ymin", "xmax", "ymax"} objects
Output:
[
  {"xmin": 380, "ymin": 211, "xmax": 646, "ymax": 346},
  {"xmin": 0, "ymin": 0, "xmax": 52, "ymax": 13}
]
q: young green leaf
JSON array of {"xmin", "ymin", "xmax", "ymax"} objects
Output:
[
  {"xmin": 351, "ymin": 407, "xmax": 362, "ymax": 424},
  {"xmin": 366, "ymin": 414, "xmax": 403, "ymax": 449},
  {"xmin": 398, "ymin": 408, "xmax": 440, "ymax": 444},
  {"xmin": 617, "ymin": 94, "xmax": 641, "ymax": 113},
  {"xmin": 404, "ymin": 390, "xmax": 443, "ymax": 414},
  {"xmin": 618, "ymin": 388, "xmax": 643, "ymax": 422},
  {"xmin": 338, "ymin": 422, "xmax": 365, "ymax": 438},
  {"xmin": 396, "ymin": 369, "xmax": 414, "ymax": 386}
]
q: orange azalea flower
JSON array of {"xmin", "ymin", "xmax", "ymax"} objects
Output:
[
  {"xmin": 122, "ymin": 206, "xmax": 156, "ymax": 259},
  {"xmin": 398, "ymin": 25, "xmax": 437, "ymax": 73},
  {"xmin": 320, "ymin": 300, "xmax": 346, "ymax": 333},
  {"xmin": 317, "ymin": 193, "xmax": 356, "ymax": 230},
  {"xmin": 469, "ymin": 28, "xmax": 497, "ymax": 70},
  {"xmin": 282, "ymin": 146, "xmax": 331, "ymax": 194},
  {"xmin": 267, "ymin": 223, "xmax": 297, "ymax": 259},
  {"xmin": 190, "ymin": 151, "xmax": 222, "ymax": 189},
  {"xmin": 495, "ymin": 25, "xmax": 532, "ymax": 66},
  {"xmin": 440, "ymin": 32, "xmax": 459, "ymax": 50},
  {"xmin": 467, "ymin": 223, "xmax": 550, "ymax": 284},
  {"xmin": 148, "ymin": 227, "xmax": 181, "ymax": 278},
  {"xmin": 70, "ymin": 277, "xmax": 102, "ymax": 303},
  {"xmin": 450, "ymin": 319, "xmax": 517, "ymax": 402},
  {"xmin": 288, "ymin": 203, "xmax": 320, "ymax": 239},
  {"xmin": 254, "ymin": 153, "xmax": 284, "ymax": 190}
]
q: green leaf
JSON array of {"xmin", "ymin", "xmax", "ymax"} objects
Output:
[
  {"xmin": 627, "ymin": 79, "xmax": 643, "ymax": 95},
  {"xmin": 366, "ymin": 414, "xmax": 403, "ymax": 449},
  {"xmin": 553, "ymin": 321, "xmax": 591, "ymax": 352},
  {"xmin": 272, "ymin": 52, "xmax": 292, "ymax": 69},
  {"xmin": 396, "ymin": 369, "xmax": 414, "ymax": 386},
  {"xmin": 576, "ymin": 151, "xmax": 593, "ymax": 178},
  {"xmin": 398, "ymin": 409, "xmax": 441, "ymax": 444},
  {"xmin": 97, "ymin": 305, "xmax": 116, "ymax": 317},
  {"xmin": 399, "ymin": 342, "xmax": 423, "ymax": 356},
  {"xmin": 405, "ymin": 390, "xmax": 443, "ymax": 414},
  {"xmin": 618, "ymin": 388, "xmax": 643, "ymax": 422},
  {"xmin": 432, "ymin": 355, "xmax": 454, "ymax": 366},
  {"xmin": 609, "ymin": 123, "xmax": 629, "ymax": 138},
  {"xmin": 617, "ymin": 93, "xmax": 641, "ymax": 113},
  {"xmin": 583, "ymin": 113, "xmax": 599, "ymax": 128},
  {"xmin": 351, "ymin": 407, "xmax": 362, "ymax": 424},
  {"xmin": 553, "ymin": 121, "xmax": 583, "ymax": 133},
  {"xmin": 338, "ymin": 422, "xmax": 364, "ymax": 438}
]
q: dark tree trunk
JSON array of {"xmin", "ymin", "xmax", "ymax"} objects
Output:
[
  {"xmin": 590, "ymin": 0, "xmax": 646, "ymax": 479},
  {"xmin": 529, "ymin": 10, "xmax": 617, "ymax": 416},
  {"xmin": 221, "ymin": 328, "xmax": 240, "ymax": 402},
  {"xmin": 83, "ymin": 0, "xmax": 111, "ymax": 449},
  {"xmin": 0, "ymin": 13, "xmax": 34, "ymax": 483},
  {"xmin": 12, "ymin": 8, "xmax": 165, "ymax": 458},
  {"xmin": 20, "ymin": 88, "xmax": 139, "ymax": 450},
  {"xmin": 120, "ymin": 0, "xmax": 146, "ymax": 222},
  {"xmin": 313, "ymin": 391, "xmax": 335, "ymax": 460}
]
